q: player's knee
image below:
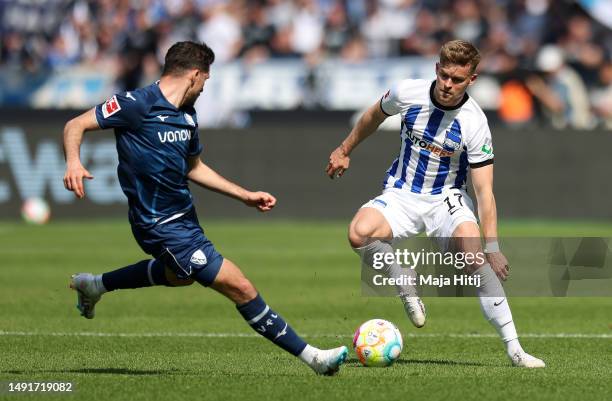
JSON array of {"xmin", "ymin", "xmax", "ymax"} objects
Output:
[
  {"xmin": 348, "ymin": 219, "xmax": 374, "ymax": 248},
  {"xmin": 348, "ymin": 226, "xmax": 364, "ymax": 248},
  {"xmin": 231, "ymin": 277, "xmax": 257, "ymax": 304},
  {"xmin": 212, "ymin": 259, "xmax": 258, "ymax": 304}
]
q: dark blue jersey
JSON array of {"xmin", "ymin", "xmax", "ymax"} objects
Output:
[{"xmin": 95, "ymin": 83, "xmax": 203, "ymax": 230}]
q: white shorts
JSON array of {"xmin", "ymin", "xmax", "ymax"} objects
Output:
[{"xmin": 361, "ymin": 187, "xmax": 478, "ymax": 245}]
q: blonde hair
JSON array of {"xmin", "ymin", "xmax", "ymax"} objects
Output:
[{"xmin": 440, "ymin": 40, "xmax": 481, "ymax": 73}]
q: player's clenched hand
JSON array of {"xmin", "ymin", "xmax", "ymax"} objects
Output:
[
  {"xmin": 326, "ymin": 145, "xmax": 350, "ymax": 179},
  {"xmin": 243, "ymin": 191, "xmax": 276, "ymax": 212},
  {"xmin": 63, "ymin": 162, "xmax": 94, "ymax": 199},
  {"xmin": 486, "ymin": 251, "xmax": 509, "ymax": 281}
]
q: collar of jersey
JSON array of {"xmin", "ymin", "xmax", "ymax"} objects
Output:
[
  {"xmin": 152, "ymin": 82, "xmax": 180, "ymax": 111},
  {"xmin": 429, "ymin": 81, "xmax": 469, "ymax": 111}
]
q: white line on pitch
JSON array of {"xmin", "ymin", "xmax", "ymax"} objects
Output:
[{"xmin": 0, "ymin": 331, "xmax": 610, "ymax": 339}]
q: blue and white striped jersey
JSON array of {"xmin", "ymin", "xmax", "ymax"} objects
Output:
[{"xmin": 380, "ymin": 79, "xmax": 494, "ymax": 195}]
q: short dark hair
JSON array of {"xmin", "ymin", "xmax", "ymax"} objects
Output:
[
  {"xmin": 161, "ymin": 41, "xmax": 215, "ymax": 76},
  {"xmin": 439, "ymin": 40, "xmax": 481, "ymax": 73}
]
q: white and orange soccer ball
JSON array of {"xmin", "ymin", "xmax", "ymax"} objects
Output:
[
  {"xmin": 353, "ymin": 319, "xmax": 403, "ymax": 367},
  {"xmin": 21, "ymin": 197, "xmax": 51, "ymax": 225}
]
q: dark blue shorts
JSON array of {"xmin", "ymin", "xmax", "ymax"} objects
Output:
[{"xmin": 131, "ymin": 209, "xmax": 223, "ymax": 286}]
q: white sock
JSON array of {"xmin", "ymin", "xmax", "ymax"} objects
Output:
[
  {"xmin": 94, "ymin": 274, "xmax": 108, "ymax": 294},
  {"xmin": 471, "ymin": 264, "xmax": 523, "ymax": 357},
  {"xmin": 298, "ymin": 344, "xmax": 318, "ymax": 365},
  {"xmin": 353, "ymin": 240, "xmax": 418, "ymax": 297},
  {"xmin": 505, "ymin": 338, "xmax": 523, "ymax": 356}
]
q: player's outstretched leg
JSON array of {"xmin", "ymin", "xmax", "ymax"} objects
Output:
[
  {"xmin": 453, "ymin": 225, "xmax": 545, "ymax": 368},
  {"xmin": 70, "ymin": 259, "xmax": 193, "ymax": 319},
  {"xmin": 208, "ymin": 259, "xmax": 348, "ymax": 375},
  {"xmin": 471, "ymin": 264, "xmax": 545, "ymax": 368},
  {"xmin": 349, "ymin": 208, "xmax": 426, "ymax": 328}
]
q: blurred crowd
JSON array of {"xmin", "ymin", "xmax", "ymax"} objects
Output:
[{"xmin": 1, "ymin": 0, "xmax": 611, "ymax": 128}]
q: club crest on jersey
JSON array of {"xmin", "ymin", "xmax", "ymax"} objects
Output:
[
  {"xmin": 102, "ymin": 95, "xmax": 121, "ymax": 118},
  {"xmin": 443, "ymin": 130, "xmax": 462, "ymax": 152},
  {"xmin": 184, "ymin": 113, "xmax": 195, "ymax": 127}
]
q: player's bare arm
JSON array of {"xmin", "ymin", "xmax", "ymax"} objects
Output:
[
  {"xmin": 326, "ymin": 101, "xmax": 388, "ymax": 179},
  {"xmin": 63, "ymin": 108, "xmax": 99, "ymax": 199},
  {"xmin": 187, "ymin": 155, "xmax": 276, "ymax": 212},
  {"xmin": 470, "ymin": 164, "xmax": 509, "ymax": 280}
]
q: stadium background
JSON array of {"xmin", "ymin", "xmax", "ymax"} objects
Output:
[
  {"xmin": 1, "ymin": 2, "xmax": 611, "ymax": 401},
  {"xmin": 1, "ymin": 0, "xmax": 611, "ymax": 221}
]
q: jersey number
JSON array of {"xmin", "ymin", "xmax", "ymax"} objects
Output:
[{"xmin": 444, "ymin": 193, "xmax": 463, "ymax": 215}]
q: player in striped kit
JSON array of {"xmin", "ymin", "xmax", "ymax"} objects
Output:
[{"xmin": 326, "ymin": 40, "xmax": 545, "ymax": 368}]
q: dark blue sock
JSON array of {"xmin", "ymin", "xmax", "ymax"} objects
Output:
[
  {"xmin": 102, "ymin": 259, "xmax": 170, "ymax": 291},
  {"xmin": 237, "ymin": 294, "xmax": 307, "ymax": 356}
]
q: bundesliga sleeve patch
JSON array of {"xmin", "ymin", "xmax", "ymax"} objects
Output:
[{"xmin": 102, "ymin": 95, "xmax": 121, "ymax": 118}]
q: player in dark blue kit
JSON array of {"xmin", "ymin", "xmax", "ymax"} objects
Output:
[{"xmin": 62, "ymin": 41, "xmax": 347, "ymax": 375}]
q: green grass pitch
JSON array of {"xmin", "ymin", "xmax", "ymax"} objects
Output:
[{"xmin": 1, "ymin": 220, "xmax": 611, "ymax": 401}]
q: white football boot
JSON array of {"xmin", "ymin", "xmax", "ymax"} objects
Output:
[
  {"xmin": 70, "ymin": 273, "xmax": 104, "ymax": 319},
  {"xmin": 309, "ymin": 346, "xmax": 349, "ymax": 376},
  {"xmin": 400, "ymin": 295, "xmax": 426, "ymax": 328},
  {"xmin": 510, "ymin": 351, "xmax": 546, "ymax": 368}
]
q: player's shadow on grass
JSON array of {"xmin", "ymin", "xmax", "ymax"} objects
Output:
[
  {"xmin": 6, "ymin": 368, "xmax": 184, "ymax": 376},
  {"xmin": 346, "ymin": 358, "xmax": 485, "ymax": 367},
  {"xmin": 396, "ymin": 359, "xmax": 486, "ymax": 366}
]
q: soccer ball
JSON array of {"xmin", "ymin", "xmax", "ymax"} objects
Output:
[
  {"xmin": 353, "ymin": 319, "xmax": 403, "ymax": 367},
  {"xmin": 21, "ymin": 197, "xmax": 51, "ymax": 225}
]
